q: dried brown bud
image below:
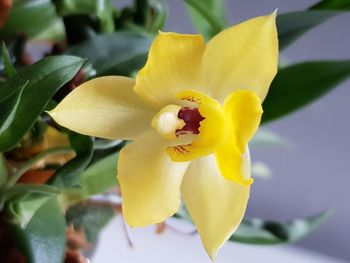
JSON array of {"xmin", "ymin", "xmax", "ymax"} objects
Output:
[{"xmin": 0, "ymin": 0, "xmax": 12, "ymax": 29}]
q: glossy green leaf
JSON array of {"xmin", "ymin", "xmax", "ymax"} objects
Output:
[
  {"xmin": 67, "ymin": 32, "xmax": 153, "ymax": 76},
  {"xmin": 0, "ymin": 56, "xmax": 84, "ymax": 152},
  {"xmin": 277, "ymin": 10, "xmax": 343, "ymax": 50},
  {"xmin": 230, "ymin": 211, "xmax": 330, "ymax": 244},
  {"xmin": 1, "ymin": 42, "xmax": 16, "ymax": 77},
  {"xmin": 0, "ymin": 82, "xmax": 26, "ymax": 135},
  {"xmin": 54, "ymin": 0, "xmax": 115, "ymax": 33},
  {"xmin": 0, "ymin": 0, "xmax": 65, "ymax": 41},
  {"xmin": 50, "ymin": 132, "xmax": 94, "ymax": 188},
  {"xmin": 59, "ymin": 152, "xmax": 118, "ymax": 207},
  {"xmin": 262, "ymin": 60, "xmax": 350, "ymax": 123},
  {"xmin": 185, "ymin": 0, "xmax": 226, "ymax": 39},
  {"xmin": 66, "ymin": 203, "xmax": 115, "ymax": 242},
  {"xmin": 14, "ymin": 197, "xmax": 66, "ymax": 263},
  {"xmin": 250, "ymin": 128, "xmax": 289, "ymax": 149},
  {"xmin": 310, "ymin": 0, "xmax": 350, "ymax": 10}
]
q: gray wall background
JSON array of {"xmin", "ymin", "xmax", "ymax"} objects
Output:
[{"xmin": 161, "ymin": 0, "xmax": 350, "ymax": 261}]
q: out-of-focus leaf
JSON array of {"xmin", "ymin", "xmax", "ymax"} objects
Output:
[
  {"xmin": 0, "ymin": 0, "xmax": 65, "ymax": 41},
  {"xmin": 13, "ymin": 197, "xmax": 66, "ymax": 263},
  {"xmin": 59, "ymin": 152, "xmax": 118, "ymax": 207},
  {"xmin": 134, "ymin": 0, "xmax": 150, "ymax": 26},
  {"xmin": 54, "ymin": 0, "xmax": 115, "ymax": 33},
  {"xmin": 262, "ymin": 60, "xmax": 350, "ymax": 123},
  {"xmin": 0, "ymin": 56, "xmax": 84, "ymax": 152},
  {"xmin": 1, "ymin": 42, "xmax": 16, "ymax": 77},
  {"xmin": 251, "ymin": 162, "xmax": 272, "ymax": 179},
  {"xmin": 66, "ymin": 203, "xmax": 115, "ymax": 243},
  {"xmin": 50, "ymin": 132, "xmax": 94, "ymax": 188},
  {"xmin": 175, "ymin": 207, "xmax": 329, "ymax": 245},
  {"xmin": 67, "ymin": 32, "xmax": 152, "ymax": 76},
  {"xmin": 133, "ymin": 0, "xmax": 167, "ymax": 33},
  {"xmin": 277, "ymin": 10, "xmax": 346, "ymax": 50},
  {"xmin": 0, "ymin": 82, "xmax": 26, "ymax": 134},
  {"xmin": 230, "ymin": 211, "xmax": 330, "ymax": 244},
  {"xmin": 250, "ymin": 128, "xmax": 289, "ymax": 149},
  {"xmin": 185, "ymin": 0, "xmax": 226, "ymax": 39},
  {"xmin": 147, "ymin": 0, "xmax": 168, "ymax": 33},
  {"xmin": 310, "ymin": 0, "xmax": 350, "ymax": 10}
]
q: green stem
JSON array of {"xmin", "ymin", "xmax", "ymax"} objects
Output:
[
  {"xmin": 3, "ymin": 184, "xmax": 60, "ymax": 201},
  {"xmin": 184, "ymin": 0, "xmax": 224, "ymax": 34},
  {"xmin": 5, "ymin": 146, "xmax": 72, "ymax": 188}
]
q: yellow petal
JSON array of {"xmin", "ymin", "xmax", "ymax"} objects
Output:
[
  {"xmin": 224, "ymin": 90, "xmax": 263, "ymax": 153},
  {"xmin": 49, "ymin": 76, "xmax": 155, "ymax": 140},
  {"xmin": 134, "ymin": 32, "xmax": 207, "ymax": 108},
  {"xmin": 215, "ymin": 90, "xmax": 262, "ymax": 186},
  {"xmin": 181, "ymin": 154, "xmax": 250, "ymax": 259},
  {"xmin": 118, "ymin": 130, "xmax": 190, "ymax": 227},
  {"xmin": 202, "ymin": 11, "xmax": 278, "ymax": 102},
  {"xmin": 215, "ymin": 142, "xmax": 253, "ymax": 186}
]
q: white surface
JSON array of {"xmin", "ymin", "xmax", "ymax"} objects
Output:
[{"xmin": 92, "ymin": 216, "xmax": 346, "ymax": 263}]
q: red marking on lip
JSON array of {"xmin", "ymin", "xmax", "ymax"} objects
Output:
[{"xmin": 176, "ymin": 107, "xmax": 205, "ymax": 135}]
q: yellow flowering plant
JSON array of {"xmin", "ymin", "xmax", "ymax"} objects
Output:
[
  {"xmin": 0, "ymin": 0, "xmax": 349, "ymax": 262},
  {"xmin": 49, "ymin": 12, "xmax": 278, "ymax": 258}
]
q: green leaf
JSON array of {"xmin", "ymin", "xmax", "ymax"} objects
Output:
[
  {"xmin": 0, "ymin": 82, "xmax": 26, "ymax": 135},
  {"xmin": 230, "ymin": 211, "xmax": 330, "ymax": 244},
  {"xmin": 67, "ymin": 31, "xmax": 153, "ymax": 76},
  {"xmin": 262, "ymin": 60, "xmax": 350, "ymax": 123},
  {"xmin": 250, "ymin": 128, "xmax": 289, "ymax": 149},
  {"xmin": 54, "ymin": 0, "xmax": 115, "ymax": 33},
  {"xmin": 6, "ymin": 194, "xmax": 52, "ymax": 227},
  {"xmin": 0, "ymin": 0, "xmax": 65, "ymax": 41},
  {"xmin": 0, "ymin": 56, "xmax": 84, "ymax": 152},
  {"xmin": 1, "ymin": 42, "xmax": 17, "ymax": 77},
  {"xmin": 185, "ymin": 0, "xmax": 226, "ymax": 39},
  {"xmin": 51, "ymin": 132, "xmax": 94, "ymax": 188},
  {"xmin": 13, "ymin": 197, "xmax": 66, "ymax": 263},
  {"xmin": 66, "ymin": 203, "xmax": 115, "ymax": 243},
  {"xmin": 80, "ymin": 152, "xmax": 118, "ymax": 194},
  {"xmin": 59, "ymin": 152, "xmax": 118, "ymax": 207},
  {"xmin": 310, "ymin": 0, "xmax": 350, "ymax": 10},
  {"xmin": 277, "ymin": 10, "xmax": 343, "ymax": 50},
  {"xmin": 175, "ymin": 207, "xmax": 329, "ymax": 245}
]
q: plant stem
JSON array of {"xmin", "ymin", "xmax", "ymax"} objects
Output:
[{"xmin": 3, "ymin": 183, "xmax": 60, "ymax": 201}]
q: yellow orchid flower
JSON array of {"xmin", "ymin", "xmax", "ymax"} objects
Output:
[{"xmin": 49, "ymin": 12, "xmax": 278, "ymax": 259}]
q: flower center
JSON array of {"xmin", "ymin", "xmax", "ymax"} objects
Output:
[
  {"xmin": 151, "ymin": 105, "xmax": 205, "ymax": 141},
  {"xmin": 176, "ymin": 107, "xmax": 205, "ymax": 136}
]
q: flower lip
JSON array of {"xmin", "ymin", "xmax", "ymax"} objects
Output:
[{"xmin": 176, "ymin": 107, "xmax": 205, "ymax": 136}]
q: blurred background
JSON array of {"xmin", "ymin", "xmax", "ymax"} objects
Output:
[{"xmin": 101, "ymin": 0, "xmax": 349, "ymax": 262}]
